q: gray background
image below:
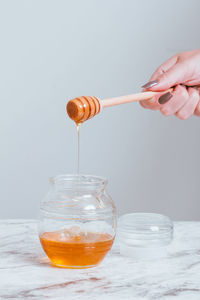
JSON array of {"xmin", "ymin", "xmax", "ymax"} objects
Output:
[{"xmin": 1, "ymin": 0, "xmax": 200, "ymax": 220}]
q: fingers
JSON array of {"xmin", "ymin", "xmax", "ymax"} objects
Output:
[
  {"xmin": 150, "ymin": 62, "xmax": 188, "ymax": 91},
  {"xmin": 140, "ymin": 85, "xmax": 200, "ymax": 119},
  {"xmin": 140, "ymin": 85, "xmax": 188, "ymax": 115},
  {"xmin": 194, "ymin": 86, "xmax": 200, "ymax": 116},
  {"xmin": 194, "ymin": 100, "xmax": 200, "ymax": 116},
  {"xmin": 142, "ymin": 50, "xmax": 200, "ymax": 93},
  {"xmin": 140, "ymin": 96, "xmax": 160, "ymax": 110},
  {"xmin": 176, "ymin": 87, "xmax": 200, "ymax": 120},
  {"xmin": 149, "ymin": 55, "xmax": 178, "ymax": 81},
  {"xmin": 160, "ymin": 85, "xmax": 188, "ymax": 116},
  {"xmin": 139, "ymin": 91, "xmax": 171, "ymax": 111},
  {"xmin": 142, "ymin": 54, "xmax": 188, "ymax": 92}
]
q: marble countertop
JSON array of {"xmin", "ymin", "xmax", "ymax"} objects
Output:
[{"xmin": 1, "ymin": 220, "xmax": 200, "ymax": 300}]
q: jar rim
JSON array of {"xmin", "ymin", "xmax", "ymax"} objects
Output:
[{"xmin": 49, "ymin": 174, "xmax": 108, "ymax": 189}]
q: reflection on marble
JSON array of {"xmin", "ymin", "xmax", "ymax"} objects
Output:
[{"xmin": 1, "ymin": 220, "xmax": 200, "ymax": 299}]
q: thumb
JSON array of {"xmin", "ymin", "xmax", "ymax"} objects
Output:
[{"xmin": 147, "ymin": 62, "xmax": 187, "ymax": 91}]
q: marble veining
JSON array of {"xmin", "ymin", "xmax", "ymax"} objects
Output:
[{"xmin": 1, "ymin": 220, "xmax": 200, "ymax": 299}]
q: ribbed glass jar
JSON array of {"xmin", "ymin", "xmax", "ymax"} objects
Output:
[
  {"xmin": 39, "ymin": 175, "xmax": 117, "ymax": 268},
  {"xmin": 118, "ymin": 213, "xmax": 173, "ymax": 260}
]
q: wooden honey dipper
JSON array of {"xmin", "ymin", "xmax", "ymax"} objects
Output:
[{"xmin": 66, "ymin": 90, "xmax": 171, "ymax": 123}]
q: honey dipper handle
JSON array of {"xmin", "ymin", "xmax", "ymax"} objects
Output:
[{"xmin": 101, "ymin": 90, "xmax": 170, "ymax": 108}]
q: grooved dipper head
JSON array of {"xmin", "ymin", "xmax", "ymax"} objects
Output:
[{"xmin": 67, "ymin": 96, "xmax": 101, "ymax": 124}]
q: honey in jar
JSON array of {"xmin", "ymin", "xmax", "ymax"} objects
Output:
[{"xmin": 40, "ymin": 227, "xmax": 114, "ymax": 268}]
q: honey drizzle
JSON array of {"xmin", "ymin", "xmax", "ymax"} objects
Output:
[{"xmin": 76, "ymin": 123, "xmax": 81, "ymax": 174}]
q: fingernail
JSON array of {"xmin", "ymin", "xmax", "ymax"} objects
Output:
[
  {"xmin": 158, "ymin": 92, "xmax": 173, "ymax": 104},
  {"xmin": 142, "ymin": 80, "xmax": 159, "ymax": 89}
]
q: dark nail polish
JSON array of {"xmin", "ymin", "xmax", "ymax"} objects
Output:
[
  {"xmin": 142, "ymin": 80, "xmax": 159, "ymax": 89},
  {"xmin": 158, "ymin": 92, "xmax": 173, "ymax": 104}
]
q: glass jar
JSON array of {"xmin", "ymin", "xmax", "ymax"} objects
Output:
[
  {"xmin": 38, "ymin": 174, "xmax": 117, "ymax": 269},
  {"xmin": 118, "ymin": 213, "xmax": 173, "ymax": 260}
]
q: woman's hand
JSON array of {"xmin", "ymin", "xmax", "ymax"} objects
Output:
[{"xmin": 140, "ymin": 50, "xmax": 200, "ymax": 119}]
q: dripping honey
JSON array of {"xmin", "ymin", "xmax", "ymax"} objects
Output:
[
  {"xmin": 40, "ymin": 229, "xmax": 114, "ymax": 268},
  {"xmin": 76, "ymin": 123, "xmax": 81, "ymax": 174}
]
